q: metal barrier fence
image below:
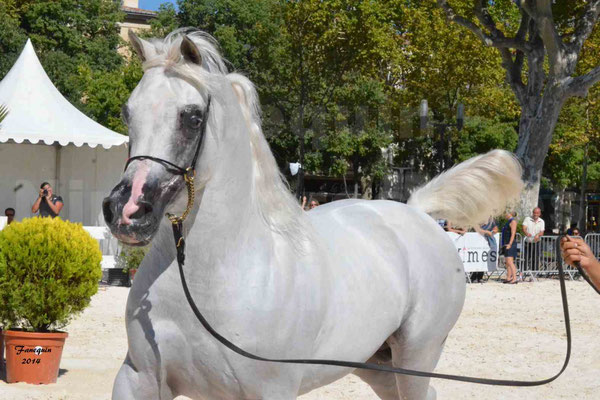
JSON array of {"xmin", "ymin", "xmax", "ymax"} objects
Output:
[
  {"xmin": 586, "ymin": 233, "xmax": 600, "ymax": 259},
  {"xmin": 495, "ymin": 234, "xmax": 583, "ymax": 281}
]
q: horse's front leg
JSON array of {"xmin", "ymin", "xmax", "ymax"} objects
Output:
[{"xmin": 112, "ymin": 353, "xmax": 174, "ymax": 400}]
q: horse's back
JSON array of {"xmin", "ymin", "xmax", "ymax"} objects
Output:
[{"xmin": 307, "ymin": 199, "xmax": 463, "ymax": 278}]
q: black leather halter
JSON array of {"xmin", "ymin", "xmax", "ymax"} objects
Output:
[
  {"xmin": 124, "ymin": 96, "xmax": 212, "ymax": 177},
  {"xmin": 124, "ymin": 96, "xmax": 211, "ymax": 264}
]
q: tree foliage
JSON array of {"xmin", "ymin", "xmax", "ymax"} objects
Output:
[
  {"xmin": 2, "ymin": 0, "xmax": 598, "ymax": 203},
  {"xmin": 438, "ymin": 0, "xmax": 600, "ymax": 214},
  {"xmin": 0, "ymin": 0, "xmax": 127, "ymax": 129}
]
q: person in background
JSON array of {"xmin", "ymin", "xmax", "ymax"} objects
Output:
[
  {"xmin": 32, "ymin": 182, "xmax": 63, "ymax": 218},
  {"xmin": 522, "ymin": 207, "xmax": 545, "ymax": 272},
  {"xmin": 301, "ymin": 196, "xmax": 320, "ymax": 211},
  {"xmin": 472, "ymin": 218, "xmax": 499, "ymax": 283},
  {"xmin": 572, "ymin": 227, "xmax": 581, "ymax": 237},
  {"xmin": 4, "ymin": 207, "xmax": 15, "ymax": 225},
  {"xmin": 501, "ymin": 211, "xmax": 518, "ymax": 284},
  {"xmin": 561, "ymin": 236, "xmax": 600, "ymax": 292}
]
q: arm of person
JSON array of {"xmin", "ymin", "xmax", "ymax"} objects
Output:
[
  {"xmin": 31, "ymin": 189, "xmax": 44, "ymax": 213},
  {"xmin": 447, "ymin": 221, "xmax": 466, "ymax": 235},
  {"xmin": 474, "ymin": 225, "xmax": 491, "ymax": 236},
  {"xmin": 507, "ymin": 220, "xmax": 517, "ymax": 248},
  {"xmin": 561, "ymin": 237, "xmax": 600, "ymax": 291},
  {"xmin": 301, "ymin": 196, "xmax": 307, "ymax": 210},
  {"xmin": 534, "ymin": 220, "xmax": 545, "ymax": 241},
  {"xmin": 522, "ymin": 219, "xmax": 531, "ymax": 237},
  {"xmin": 45, "ymin": 196, "xmax": 63, "ymax": 216}
]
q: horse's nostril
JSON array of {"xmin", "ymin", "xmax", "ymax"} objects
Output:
[
  {"xmin": 130, "ymin": 201, "xmax": 153, "ymax": 221},
  {"xmin": 103, "ymin": 198, "xmax": 115, "ymax": 224}
]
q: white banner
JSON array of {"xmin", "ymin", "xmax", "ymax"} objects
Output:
[{"xmin": 447, "ymin": 232, "xmax": 500, "ymax": 272}]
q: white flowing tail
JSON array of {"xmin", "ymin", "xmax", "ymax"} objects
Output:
[{"xmin": 407, "ymin": 150, "xmax": 523, "ymax": 228}]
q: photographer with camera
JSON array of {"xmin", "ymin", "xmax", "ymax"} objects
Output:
[{"xmin": 32, "ymin": 182, "xmax": 63, "ymax": 218}]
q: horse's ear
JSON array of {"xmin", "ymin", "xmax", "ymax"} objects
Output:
[
  {"xmin": 128, "ymin": 30, "xmax": 148, "ymax": 62},
  {"xmin": 181, "ymin": 35, "xmax": 202, "ymax": 65}
]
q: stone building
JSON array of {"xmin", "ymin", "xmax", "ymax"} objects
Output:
[{"xmin": 119, "ymin": 0, "xmax": 157, "ymax": 41}]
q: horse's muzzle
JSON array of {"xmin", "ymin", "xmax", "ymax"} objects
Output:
[{"xmin": 103, "ymin": 180, "xmax": 162, "ymax": 246}]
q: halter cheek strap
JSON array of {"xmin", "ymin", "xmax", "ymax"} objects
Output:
[{"xmin": 123, "ymin": 95, "xmax": 211, "ymax": 264}]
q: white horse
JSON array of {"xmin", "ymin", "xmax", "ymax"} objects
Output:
[{"xmin": 103, "ymin": 29, "xmax": 523, "ymax": 400}]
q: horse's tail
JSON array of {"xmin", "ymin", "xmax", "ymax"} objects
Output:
[{"xmin": 407, "ymin": 149, "xmax": 523, "ymax": 228}]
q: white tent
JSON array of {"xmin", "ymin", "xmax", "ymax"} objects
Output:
[{"xmin": 0, "ymin": 39, "xmax": 129, "ymax": 226}]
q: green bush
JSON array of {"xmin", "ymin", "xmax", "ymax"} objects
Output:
[
  {"xmin": 0, "ymin": 217, "xmax": 102, "ymax": 332},
  {"xmin": 116, "ymin": 245, "xmax": 148, "ymax": 273}
]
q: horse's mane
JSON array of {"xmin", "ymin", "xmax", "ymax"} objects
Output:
[{"xmin": 142, "ymin": 29, "xmax": 309, "ymax": 248}]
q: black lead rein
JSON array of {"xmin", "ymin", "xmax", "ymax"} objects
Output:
[
  {"xmin": 175, "ymin": 230, "xmax": 576, "ymax": 387},
  {"xmin": 130, "ymin": 95, "xmax": 585, "ymax": 386}
]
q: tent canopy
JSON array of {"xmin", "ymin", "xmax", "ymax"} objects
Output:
[
  {"xmin": 0, "ymin": 39, "xmax": 129, "ymax": 226},
  {"xmin": 0, "ymin": 39, "xmax": 128, "ymax": 149}
]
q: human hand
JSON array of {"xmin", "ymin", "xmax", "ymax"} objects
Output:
[
  {"xmin": 506, "ymin": 244, "xmax": 512, "ymax": 250},
  {"xmin": 561, "ymin": 236, "xmax": 599, "ymax": 272},
  {"xmin": 38, "ymin": 188, "xmax": 45, "ymax": 198}
]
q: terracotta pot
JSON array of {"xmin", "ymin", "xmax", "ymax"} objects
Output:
[
  {"xmin": 129, "ymin": 268, "xmax": 137, "ymax": 286},
  {"xmin": 3, "ymin": 329, "xmax": 68, "ymax": 384},
  {"xmin": 0, "ymin": 329, "xmax": 4, "ymax": 372}
]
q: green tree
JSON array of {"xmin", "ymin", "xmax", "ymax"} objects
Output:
[
  {"xmin": 394, "ymin": 1, "xmax": 519, "ymax": 178},
  {"xmin": 438, "ymin": 0, "xmax": 600, "ymax": 215},
  {"xmin": 3, "ymin": 0, "xmax": 124, "ymax": 109},
  {"xmin": 78, "ymin": 58, "xmax": 143, "ymax": 133},
  {"xmin": 0, "ymin": 3, "xmax": 28, "ymax": 78}
]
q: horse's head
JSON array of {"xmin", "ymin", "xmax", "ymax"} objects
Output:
[
  {"xmin": 103, "ymin": 30, "xmax": 234, "ymax": 245},
  {"xmin": 104, "ymin": 29, "xmax": 305, "ymax": 248}
]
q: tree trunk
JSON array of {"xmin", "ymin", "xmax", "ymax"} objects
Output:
[
  {"xmin": 360, "ymin": 174, "xmax": 373, "ymax": 199},
  {"xmin": 514, "ymin": 88, "xmax": 565, "ymax": 218},
  {"xmin": 579, "ymin": 141, "xmax": 589, "ymax": 233}
]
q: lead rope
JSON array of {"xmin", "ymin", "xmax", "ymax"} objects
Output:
[
  {"xmin": 170, "ymin": 177, "xmax": 578, "ymax": 387},
  {"xmin": 166, "ymin": 168, "xmax": 195, "ymax": 265}
]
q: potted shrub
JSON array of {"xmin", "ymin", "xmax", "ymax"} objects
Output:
[
  {"xmin": 0, "ymin": 217, "xmax": 101, "ymax": 384},
  {"xmin": 116, "ymin": 245, "xmax": 148, "ymax": 287}
]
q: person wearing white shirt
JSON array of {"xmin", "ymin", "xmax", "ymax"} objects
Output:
[{"xmin": 522, "ymin": 207, "xmax": 545, "ymax": 271}]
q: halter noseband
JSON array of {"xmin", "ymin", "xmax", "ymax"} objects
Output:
[{"xmin": 123, "ymin": 96, "xmax": 211, "ymax": 260}]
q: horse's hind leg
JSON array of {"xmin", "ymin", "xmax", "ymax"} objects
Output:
[
  {"xmin": 388, "ymin": 335, "xmax": 446, "ymax": 400},
  {"xmin": 353, "ymin": 344, "xmax": 400, "ymax": 400}
]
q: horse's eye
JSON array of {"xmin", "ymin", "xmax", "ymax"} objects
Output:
[
  {"xmin": 188, "ymin": 112, "xmax": 203, "ymax": 129},
  {"xmin": 181, "ymin": 107, "xmax": 204, "ymax": 132}
]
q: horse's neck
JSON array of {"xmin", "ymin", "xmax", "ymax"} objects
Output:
[{"xmin": 184, "ymin": 165, "xmax": 273, "ymax": 263}]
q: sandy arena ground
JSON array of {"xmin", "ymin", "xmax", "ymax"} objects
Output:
[{"xmin": 1, "ymin": 279, "xmax": 599, "ymax": 399}]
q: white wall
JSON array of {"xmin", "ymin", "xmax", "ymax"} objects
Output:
[
  {"xmin": 0, "ymin": 142, "xmax": 56, "ymax": 222},
  {"xmin": 0, "ymin": 142, "xmax": 127, "ymax": 225}
]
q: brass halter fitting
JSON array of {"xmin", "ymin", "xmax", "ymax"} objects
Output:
[{"xmin": 166, "ymin": 167, "xmax": 196, "ymax": 226}]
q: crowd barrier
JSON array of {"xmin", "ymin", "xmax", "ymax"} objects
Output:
[
  {"xmin": 492, "ymin": 234, "xmax": 600, "ymax": 282},
  {"xmin": 586, "ymin": 233, "xmax": 600, "ymax": 259}
]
